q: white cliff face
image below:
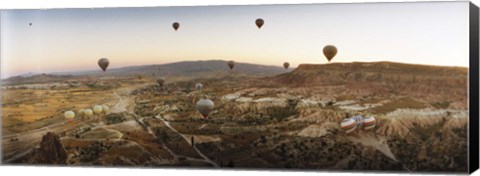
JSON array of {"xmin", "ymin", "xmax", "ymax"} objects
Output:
[
  {"xmin": 376, "ymin": 108, "xmax": 467, "ymax": 137},
  {"xmin": 334, "ymin": 100, "xmax": 356, "ymax": 106},
  {"xmin": 339, "ymin": 105, "xmax": 369, "ymax": 111},
  {"xmin": 441, "ymin": 111, "xmax": 468, "ymax": 131},
  {"xmin": 222, "ymin": 93, "xmax": 241, "ymax": 102},
  {"xmin": 295, "ymin": 99, "xmax": 328, "ymax": 109},
  {"xmin": 230, "ymin": 97, "xmax": 289, "ymax": 114},
  {"xmin": 222, "ymin": 89, "xmax": 293, "ymax": 115},
  {"xmin": 236, "ymin": 97, "xmax": 253, "ymax": 103}
]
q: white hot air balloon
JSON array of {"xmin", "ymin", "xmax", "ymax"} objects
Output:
[
  {"xmin": 195, "ymin": 83, "xmax": 203, "ymax": 91},
  {"xmin": 340, "ymin": 118, "xmax": 356, "ymax": 134},
  {"xmin": 84, "ymin": 109, "xmax": 94, "ymax": 117},
  {"xmin": 102, "ymin": 105, "xmax": 110, "ymax": 114},
  {"xmin": 363, "ymin": 116, "xmax": 376, "ymax": 130},
  {"xmin": 196, "ymin": 99, "xmax": 214, "ymax": 118},
  {"xmin": 93, "ymin": 105, "xmax": 103, "ymax": 114},
  {"xmin": 64, "ymin": 111, "xmax": 75, "ymax": 122}
]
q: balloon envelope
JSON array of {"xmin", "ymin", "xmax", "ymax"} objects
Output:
[
  {"xmin": 64, "ymin": 111, "xmax": 75, "ymax": 119},
  {"xmin": 195, "ymin": 83, "xmax": 203, "ymax": 91},
  {"xmin": 323, "ymin": 45, "xmax": 337, "ymax": 62},
  {"xmin": 351, "ymin": 115, "xmax": 364, "ymax": 128},
  {"xmin": 283, "ymin": 62, "xmax": 290, "ymax": 69},
  {"xmin": 102, "ymin": 105, "xmax": 110, "ymax": 113},
  {"xmin": 93, "ymin": 105, "xmax": 103, "ymax": 114},
  {"xmin": 84, "ymin": 109, "xmax": 93, "ymax": 116},
  {"xmin": 98, "ymin": 58, "xmax": 110, "ymax": 72},
  {"xmin": 78, "ymin": 109, "xmax": 85, "ymax": 115},
  {"xmin": 172, "ymin": 22, "xmax": 180, "ymax": 31},
  {"xmin": 363, "ymin": 116, "xmax": 376, "ymax": 130},
  {"xmin": 196, "ymin": 99, "xmax": 214, "ymax": 118},
  {"xmin": 157, "ymin": 77, "xmax": 165, "ymax": 87},
  {"xmin": 340, "ymin": 118, "xmax": 356, "ymax": 134},
  {"xmin": 255, "ymin": 18, "xmax": 264, "ymax": 29},
  {"xmin": 227, "ymin": 61, "xmax": 235, "ymax": 70}
]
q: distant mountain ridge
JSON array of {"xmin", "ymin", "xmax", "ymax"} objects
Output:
[
  {"xmin": 3, "ymin": 61, "xmax": 467, "ymax": 86},
  {"xmin": 91, "ymin": 60, "xmax": 287, "ymax": 77},
  {"xmin": 2, "ymin": 60, "xmax": 286, "ymax": 85}
]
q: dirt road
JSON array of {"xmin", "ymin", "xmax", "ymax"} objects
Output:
[{"xmin": 156, "ymin": 114, "xmax": 219, "ymax": 167}]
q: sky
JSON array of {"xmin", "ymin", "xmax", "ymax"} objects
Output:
[{"xmin": 0, "ymin": 1, "xmax": 469, "ymax": 78}]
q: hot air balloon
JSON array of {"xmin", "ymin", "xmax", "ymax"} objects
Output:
[
  {"xmin": 227, "ymin": 60, "xmax": 235, "ymax": 70},
  {"xmin": 363, "ymin": 116, "xmax": 376, "ymax": 130},
  {"xmin": 351, "ymin": 115, "xmax": 364, "ymax": 128},
  {"xmin": 172, "ymin": 22, "xmax": 180, "ymax": 31},
  {"xmin": 157, "ymin": 77, "xmax": 165, "ymax": 87},
  {"xmin": 93, "ymin": 105, "xmax": 103, "ymax": 114},
  {"xmin": 64, "ymin": 111, "xmax": 75, "ymax": 121},
  {"xmin": 84, "ymin": 109, "xmax": 93, "ymax": 118},
  {"xmin": 283, "ymin": 62, "xmax": 290, "ymax": 69},
  {"xmin": 29, "ymin": 23, "xmax": 32, "ymax": 26},
  {"xmin": 323, "ymin": 45, "xmax": 337, "ymax": 62},
  {"xmin": 78, "ymin": 109, "xmax": 85, "ymax": 118},
  {"xmin": 255, "ymin": 18, "xmax": 264, "ymax": 29},
  {"xmin": 98, "ymin": 58, "xmax": 110, "ymax": 72},
  {"xmin": 102, "ymin": 105, "xmax": 110, "ymax": 114},
  {"xmin": 340, "ymin": 118, "xmax": 356, "ymax": 134},
  {"xmin": 195, "ymin": 83, "xmax": 203, "ymax": 91},
  {"xmin": 196, "ymin": 99, "xmax": 214, "ymax": 118}
]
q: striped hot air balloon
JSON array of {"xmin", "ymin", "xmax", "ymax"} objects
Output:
[
  {"xmin": 363, "ymin": 116, "xmax": 376, "ymax": 130},
  {"xmin": 340, "ymin": 118, "xmax": 357, "ymax": 134},
  {"xmin": 351, "ymin": 115, "xmax": 364, "ymax": 128}
]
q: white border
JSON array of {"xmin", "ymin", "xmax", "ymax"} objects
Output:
[{"xmin": 0, "ymin": 0, "xmax": 478, "ymax": 176}]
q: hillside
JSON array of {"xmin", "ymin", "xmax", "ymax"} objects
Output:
[
  {"xmin": 269, "ymin": 61, "xmax": 467, "ymax": 86},
  {"xmin": 2, "ymin": 74, "xmax": 76, "ymax": 86},
  {"xmin": 264, "ymin": 62, "xmax": 468, "ymax": 109}
]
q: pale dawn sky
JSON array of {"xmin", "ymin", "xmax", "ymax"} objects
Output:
[{"xmin": 0, "ymin": 2, "xmax": 469, "ymax": 78}]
